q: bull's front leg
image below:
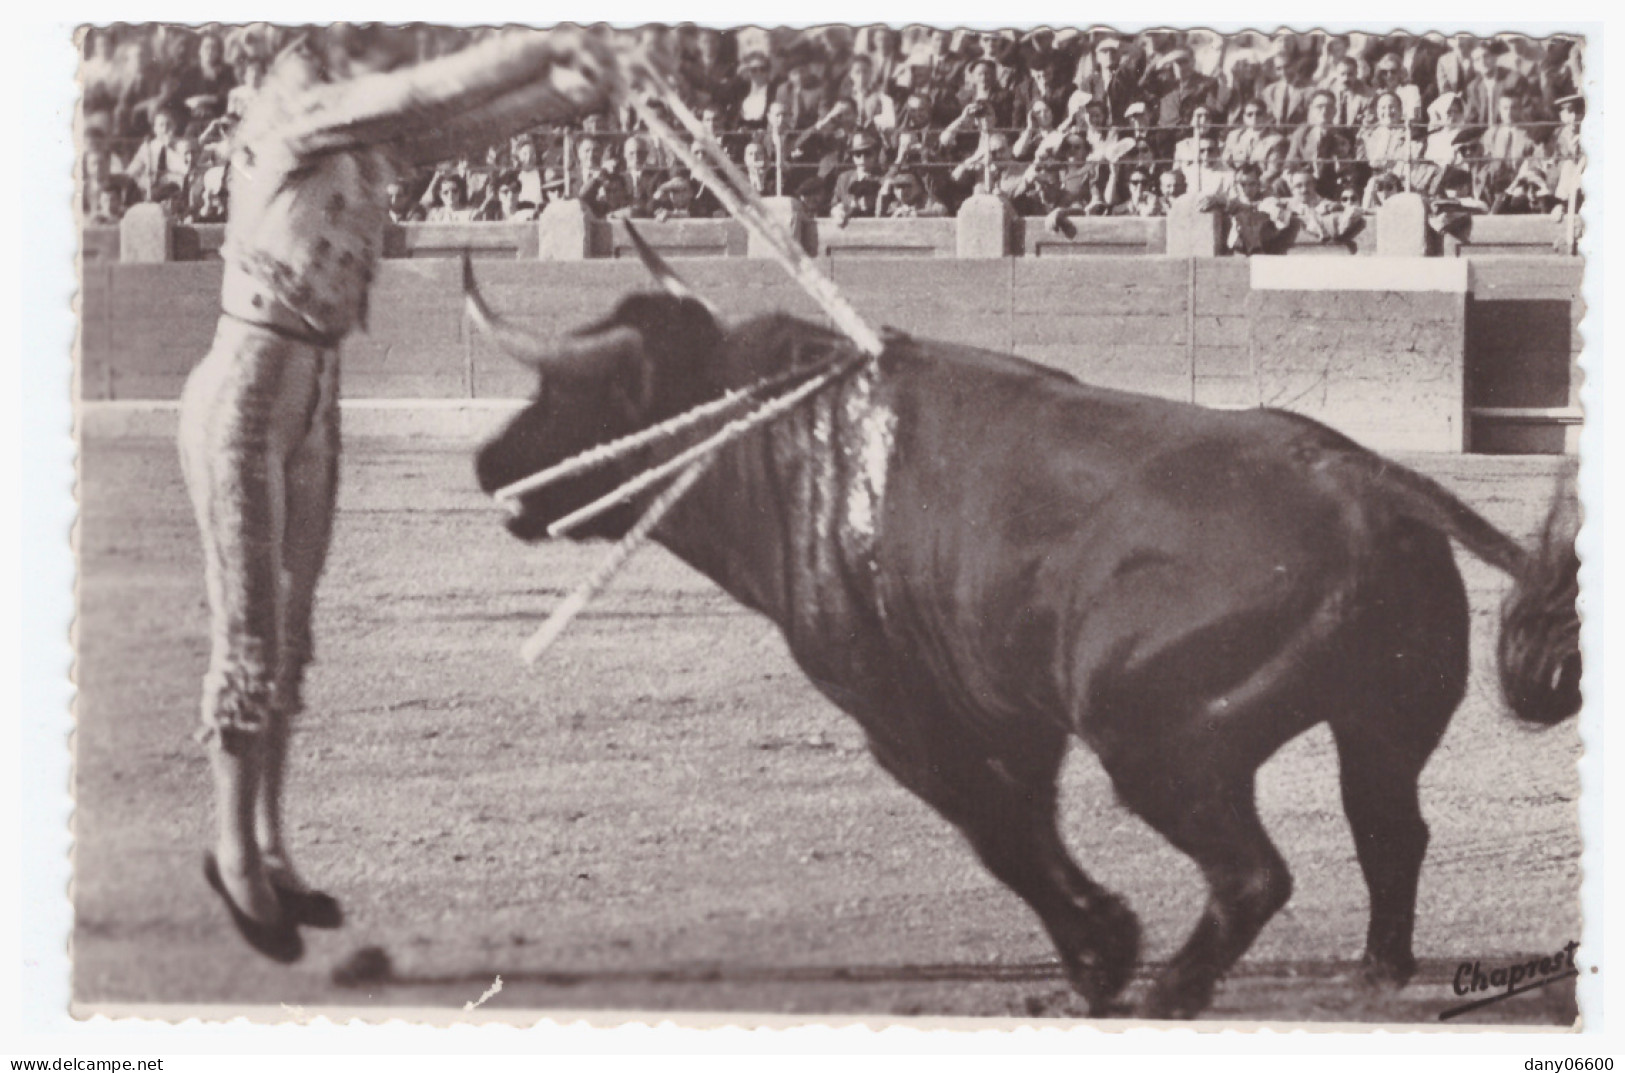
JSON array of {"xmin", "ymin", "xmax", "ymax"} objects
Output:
[{"xmin": 862, "ymin": 710, "xmax": 1141, "ymax": 1014}]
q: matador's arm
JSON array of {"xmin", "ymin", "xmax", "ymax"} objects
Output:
[{"xmin": 275, "ymin": 26, "xmax": 630, "ymax": 165}]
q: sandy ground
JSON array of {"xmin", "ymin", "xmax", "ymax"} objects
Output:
[{"xmin": 72, "ymin": 436, "xmax": 1582, "ymax": 1026}]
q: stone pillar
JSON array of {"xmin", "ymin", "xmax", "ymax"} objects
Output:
[
  {"xmin": 536, "ymin": 198, "xmax": 597, "ymax": 260},
  {"xmin": 956, "ymin": 193, "xmax": 1014, "ymax": 258},
  {"xmin": 1165, "ymin": 197, "xmax": 1224, "ymax": 257},
  {"xmin": 1375, "ymin": 192, "xmax": 1429, "ymax": 257},
  {"xmin": 119, "ymin": 203, "xmax": 172, "ymax": 263},
  {"xmin": 750, "ymin": 197, "xmax": 811, "ymax": 257}
]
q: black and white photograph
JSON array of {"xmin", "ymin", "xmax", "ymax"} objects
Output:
[{"xmin": 33, "ymin": 15, "xmax": 1608, "ymax": 1043}]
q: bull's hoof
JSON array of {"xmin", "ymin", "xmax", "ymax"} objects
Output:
[
  {"xmin": 1357, "ymin": 951, "xmax": 1416, "ymax": 992},
  {"xmin": 204, "ymin": 853, "xmax": 303, "ymax": 964},
  {"xmin": 273, "ymin": 882, "xmax": 344, "ymax": 930},
  {"xmin": 1063, "ymin": 898, "xmax": 1142, "ymax": 1015},
  {"xmin": 1139, "ymin": 975, "xmax": 1213, "ymax": 1021}
]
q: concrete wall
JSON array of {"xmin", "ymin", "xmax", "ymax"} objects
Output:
[{"xmin": 78, "ymin": 255, "xmax": 1584, "ymax": 453}]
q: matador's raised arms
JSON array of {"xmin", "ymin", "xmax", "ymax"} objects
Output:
[{"xmin": 250, "ymin": 24, "xmax": 659, "ymax": 166}]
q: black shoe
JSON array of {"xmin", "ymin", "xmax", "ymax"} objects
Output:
[
  {"xmin": 203, "ymin": 853, "xmax": 304, "ymax": 964},
  {"xmin": 272, "ymin": 880, "xmax": 344, "ymax": 930}
]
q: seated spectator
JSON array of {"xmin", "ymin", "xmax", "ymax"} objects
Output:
[
  {"xmin": 1321, "ymin": 55, "xmax": 1371, "ymax": 132},
  {"xmin": 1263, "ymin": 164, "xmax": 1353, "ymax": 245},
  {"xmin": 1108, "ymin": 167, "xmax": 1162, "ymax": 216},
  {"xmin": 651, "ymin": 169, "xmax": 701, "ymax": 220},
  {"xmin": 621, "ymin": 134, "xmax": 669, "ymax": 215},
  {"xmin": 149, "ymin": 179, "xmax": 187, "ymax": 221},
  {"xmin": 955, "ymin": 58, "xmax": 1014, "ymax": 129},
  {"xmin": 1362, "ymin": 171, "xmax": 1405, "ymax": 211},
  {"xmin": 830, "ymin": 131, "xmax": 887, "ymax": 223},
  {"xmin": 1223, "ymin": 99, "xmax": 1272, "ymax": 168},
  {"xmin": 475, "ymin": 172, "xmax": 537, "ymax": 222},
  {"xmin": 1288, "ymin": 89, "xmax": 1353, "ymax": 198},
  {"xmin": 845, "ymin": 55, "xmax": 898, "ymax": 132},
  {"xmin": 580, "ymin": 149, "xmax": 633, "ymax": 218},
  {"xmin": 77, "ymin": 112, "xmax": 125, "ymax": 214},
  {"xmin": 1012, "ymin": 99, "xmax": 1062, "ymax": 161},
  {"xmin": 1182, "ymin": 128, "xmax": 1233, "ymax": 200},
  {"xmin": 1491, "ymin": 166, "xmax": 1555, "ymax": 214},
  {"xmin": 1259, "ymin": 52, "xmax": 1315, "ymax": 129},
  {"xmin": 1368, "ymin": 51, "xmax": 1422, "ymax": 123},
  {"xmin": 1256, "ymin": 134, "xmax": 1292, "ymax": 197},
  {"xmin": 1150, "ymin": 48, "xmax": 1222, "ymax": 156},
  {"xmin": 1465, "ymin": 40, "xmax": 1527, "ymax": 126},
  {"xmin": 1424, "ymin": 92, "xmax": 1468, "ymax": 167},
  {"xmin": 1074, "ymin": 34, "xmax": 1138, "ymax": 129},
  {"xmin": 226, "ymin": 56, "xmax": 265, "ymax": 121},
  {"xmin": 938, "ymin": 94, "xmax": 1001, "ymax": 161},
  {"xmin": 1003, "ymin": 149, "xmax": 1073, "ymax": 216},
  {"xmin": 1428, "ymin": 166, "xmax": 1490, "ymax": 240},
  {"xmin": 510, "ymin": 135, "xmax": 549, "ymax": 208},
  {"xmin": 1207, "ymin": 163, "xmax": 1282, "ymax": 254},
  {"xmin": 1547, "ymin": 94, "xmax": 1585, "ymax": 214},
  {"xmin": 86, "ymin": 175, "xmax": 131, "ymax": 226},
  {"xmin": 1358, "ymin": 90, "xmax": 1422, "ymax": 180},
  {"xmin": 1151, "ymin": 168, "xmax": 1187, "ymax": 214},
  {"xmin": 123, "ymin": 105, "xmax": 187, "ymax": 201},
  {"xmin": 774, "ymin": 63, "xmax": 831, "ymax": 132},
  {"xmin": 888, "ymin": 92, "xmax": 939, "ymax": 163},
  {"xmin": 879, "ymin": 167, "xmax": 950, "ymax": 217},
  {"xmin": 741, "ymin": 139, "xmax": 777, "ymax": 198},
  {"xmin": 791, "ymin": 98, "xmax": 860, "ymax": 175},
  {"xmin": 79, "ymin": 27, "xmax": 121, "ymax": 116},
  {"xmin": 189, "ymin": 164, "xmax": 229, "ymax": 224},
  {"xmin": 947, "ymin": 131, "xmax": 1015, "ymax": 207},
  {"xmin": 1013, "ymin": 60, "xmax": 1070, "ymax": 133},
  {"xmin": 425, "ymin": 174, "xmax": 473, "ymax": 223},
  {"xmin": 384, "ymin": 178, "xmax": 426, "ymax": 224},
  {"xmin": 176, "ymin": 31, "xmax": 235, "ymax": 123},
  {"xmin": 1055, "ymin": 131, "xmax": 1111, "ymax": 215},
  {"xmin": 1172, "ymin": 103, "xmax": 1216, "ymax": 180},
  {"xmin": 729, "ymin": 51, "xmax": 777, "ymax": 130},
  {"xmin": 1102, "ymin": 101, "xmax": 1159, "ymax": 206}
]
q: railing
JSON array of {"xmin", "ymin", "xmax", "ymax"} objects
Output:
[{"xmin": 86, "ymin": 190, "xmax": 1577, "ymax": 265}]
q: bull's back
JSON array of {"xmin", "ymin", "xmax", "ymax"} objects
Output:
[{"xmin": 869, "ymin": 337, "xmax": 1383, "ymax": 726}]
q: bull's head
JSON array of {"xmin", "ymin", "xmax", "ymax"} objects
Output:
[{"xmin": 470, "ymin": 226, "xmax": 726, "ymax": 541}]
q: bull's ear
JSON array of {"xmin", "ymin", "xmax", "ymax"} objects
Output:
[{"xmin": 623, "ymin": 222, "xmax": 721, "ymax": 318}]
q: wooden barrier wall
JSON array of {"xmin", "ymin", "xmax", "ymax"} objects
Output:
[{"xmin": 78, "ymin": 255, "xmax": 1584, "ymax": 453}]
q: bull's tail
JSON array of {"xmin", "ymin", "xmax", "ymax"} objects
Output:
[
  {"xmin": 1496, "ymin": 490, "xmax": 1582, "ymax": 725},
  {"xmin": 1331, "ymin": 448, "xmax": 1582, "ymax": 726}
]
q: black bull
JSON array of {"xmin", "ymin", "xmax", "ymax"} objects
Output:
[{"xmin": 465, "ymin": 250, "xmax": 1581, "ymax": 1019}]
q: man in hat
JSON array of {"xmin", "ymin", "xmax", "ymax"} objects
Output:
[
  {"xmin": 1075, "ymin": 35, "xmax": 1141, "ymax": 129},
  {"xmin": 177, "ymin": 23, "xmax": 625, "ymax": 962},
  {"xmin": 1150, "ymin": 47, "xmax": 1220, "ymax": 156}
]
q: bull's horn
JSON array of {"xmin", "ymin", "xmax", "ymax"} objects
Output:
[
  {"xmin": 623, "ymin": 222, "xmax": 720, "ymax": 316},
  {"xmin": 462, "ymin": 252, "xmax": 642, "ymax": 377}
]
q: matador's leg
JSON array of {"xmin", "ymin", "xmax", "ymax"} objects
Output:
[
  {"xmin": 178, "ymin": 323, "xmax": 320, "ymax": 947},
  {"xmin": 257, "ymin": 347, "xmax": 341, "ymax": 900}
]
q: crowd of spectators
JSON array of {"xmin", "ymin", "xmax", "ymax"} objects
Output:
[{"xmin": 77, "ymin": 23, "xmax": 1587, "ymax": 253}]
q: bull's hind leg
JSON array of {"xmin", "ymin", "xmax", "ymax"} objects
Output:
[
  {"xmin": 1106, "ymin": 749, "xmax": 1292, "ymax": 1020},
  {"xmin": 865, "ymin": 716, "xmax": 1140, "ymax": 1013},
  {"xmin": 1332, "ymin": 536, "xmax": 1467, "ymax": 989},
  {"xmin": 1332, "ymin": 729, "xmax": 1436, "ymax": 989}
]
